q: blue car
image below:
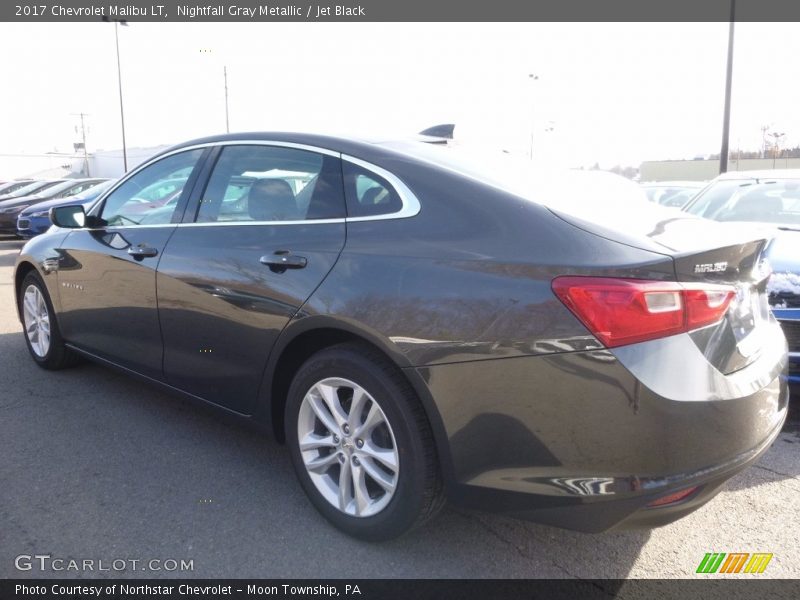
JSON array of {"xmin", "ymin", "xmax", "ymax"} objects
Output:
[
  {"xmin": 683, "ymin": 169, "xmax": 800, "ymax": 389},
  {"xmin": 767, "ymin": 232, "xmax": 800, "ymax": 388},
  {"xmin": 16, "ymin": 180, "xmax": 114, "ymax": 238}
]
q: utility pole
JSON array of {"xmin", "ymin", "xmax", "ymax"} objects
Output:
[
  {"xmin": 224, "ymin": 65, "xmax": 230, "ymax": 133},
  {"xmin": 719, "ymin": 0, "xmax": 735, "ymax": 174},
  {"xmin": 71, "ymin": 112, "xmax": 90, "ymax": 176},
  {"xmin": 115, "ymin": 21, "xmax": 128, "ymax": 171},
  {"xmin": 528, "ymin": 73, "xmax": 539, "ymax": 160},
  {"xmin": 103, "ymin": 16, "xmax": 130, "ymax": 172},
  {"xmin": 761, "ymin": 125, "xmax": 770, "ymax": 158}
]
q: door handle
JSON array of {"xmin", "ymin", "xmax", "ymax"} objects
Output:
[
  {"xmin": 127, "ymin": 245, "xmax": 159, "ymax": 260},
  {"xmin": 260, "ymin": 251, "xmax": 307, "ymax": 272}
]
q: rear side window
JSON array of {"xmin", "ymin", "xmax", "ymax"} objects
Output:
[
  {"xmin": 343, "ymin": 162, "xmax": 403, "ymax": 218},
  {"xmin": 195, "ymin": 145, "xmax": 345, "ymax": 223}
]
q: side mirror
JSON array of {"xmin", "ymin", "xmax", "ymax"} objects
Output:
[{"xmin": 50, "ymin": 205, "xmax": 86, "ymax": 228}]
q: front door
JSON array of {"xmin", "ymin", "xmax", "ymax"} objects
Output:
[
  {"xmin": 56, "ymin": 148, "xmax": 207, "ymax": 378},
  {"xmin": 156, "ymin": 143, "xmax": 347, "ymax": 413}
]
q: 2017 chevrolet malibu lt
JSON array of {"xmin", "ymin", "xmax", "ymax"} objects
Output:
[{"xmin": 14, "ymin": 133, "xmax": 788, "ymax": 540}]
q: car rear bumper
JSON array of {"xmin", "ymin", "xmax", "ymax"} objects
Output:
[
  {"xmin": 417, "ymin": 325, "xmax": 789, "ymax": 532},
  {"xmin": 446, "ymin": 412, "xmax": 785, "ymax": 532}
]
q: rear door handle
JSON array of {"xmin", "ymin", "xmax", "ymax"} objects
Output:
[
  {"xmin": 260, "ymin": 251, "xmax": 307, "ymax": 271},
  {"xmin": 127, "ymin": 245, "xmax": 159, "ymax": 259}
]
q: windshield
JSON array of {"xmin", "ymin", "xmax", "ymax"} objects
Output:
[
  {"xmin": 29, "ymin": 179, "xmax": 89, "ymax": 198},
  {"xmin": 685, "ymin": 178, "xmax": 800, "ymax": 226},
  {"xmin": 0, "ymin": 180, "xmax": 33, "ymax": 194},
  {"xmin": 71, "ymin": 179, "xmax": 115, "ymax": 201},
  {"xmin": 4, "ymin": 180, "xmax": 60, "ymax": 198},
  {"xmin": 644, "ymin": 186, "xmax": 700, "ymax": 207}
]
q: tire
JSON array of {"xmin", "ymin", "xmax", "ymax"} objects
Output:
[
  {"xmin": 18, "ymin": 271, "xmax": 80, "ymax": 370},
  {"xmin": 285, "ymin": 342, "xmax": 444, "ymax": 541}
]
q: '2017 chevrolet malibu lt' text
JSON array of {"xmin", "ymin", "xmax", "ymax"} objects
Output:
[{"xmin": 14, "ymin": 133, "xmax": 788, "ymax": 540}]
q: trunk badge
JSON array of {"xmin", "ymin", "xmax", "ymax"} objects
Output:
[{"xmin": 694, "ymin": 261, "xmax": 728, "ymax": 274}]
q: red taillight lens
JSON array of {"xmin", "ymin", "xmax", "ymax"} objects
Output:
[
  {"xmin": 646, "ymin": 486, "xmax": 699, "ymax": 508},
  {"xmin": 552, "ymin": 277, "xmax": 734, "ymax": 348},
  {"xmin": 683, "ymin": 288, "xmax": 736, "ymax": 329}
]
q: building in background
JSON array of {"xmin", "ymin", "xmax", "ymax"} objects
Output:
[{"xmin": 640, "ymin": 158, "xmax": 800, "ymax": 182}]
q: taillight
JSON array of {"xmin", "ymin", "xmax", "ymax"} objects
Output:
[
  {"xmin": 551, "ymin": 276, "xmax": 735, "ymax": 348},
  {"xmin": 646, "ymin": 486, "xmax": 700, "ymax": 508}
]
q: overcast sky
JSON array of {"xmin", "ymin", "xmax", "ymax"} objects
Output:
[{"xmin": 1, "ymin": 21, "xmax": 798, "ymax": 175}]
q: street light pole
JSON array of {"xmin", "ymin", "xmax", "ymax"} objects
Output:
[
  {"xmin": 719, "ymin": 0, "xmax": 735, "ymax": 174},
  {"xmin": 770, "ymin": 132, "xmax": 785, "ymax": 168},
  {"xmin": 224, "ymin": 65, "xmax": 230, "ymax": 133},
  {"xmin": 106, "ymin": 18, "xmax": 130, "ymax": 172}
]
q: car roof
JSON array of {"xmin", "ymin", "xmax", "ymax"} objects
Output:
[
  {"xmin": 640, "ymin": 181, "xmax": 705, "ymax": 187},
  {"xmin": 715, "ymin": 169, "xmax": 800, "ymax": 181},
  {"xmin": 168, "ymin": 131, "xmax": 386, "ymax": 154}
]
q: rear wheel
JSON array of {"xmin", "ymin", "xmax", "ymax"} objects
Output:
[
  {"xmin": 19, "ymin": 271, "xmax": 79, "ymax": 370},
  {"xmin": 285, "ymin": 342, "xmax": 444, "ymax": 541}
]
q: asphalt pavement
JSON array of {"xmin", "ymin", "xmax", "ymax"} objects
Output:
[{"xmin": 1, "ymin": 236, "xmax": 798, "ymax": 579}]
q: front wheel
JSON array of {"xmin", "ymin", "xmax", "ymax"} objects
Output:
[
  {"xmin": 285, "ymin": 343, "xmax": 443, "ymax": 541},
  {"xmin": 19, "ymin": 271, "xmax": 80, "ymax": 370}
]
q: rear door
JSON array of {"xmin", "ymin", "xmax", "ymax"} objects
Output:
[{"xmin": 156, "ymin": 143, "xmax": 347, "ymax": 413}]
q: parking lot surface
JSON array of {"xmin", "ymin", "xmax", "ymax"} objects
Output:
[{"xmin": 1, "ymin": 236, "xmax": 798, "ymax": 579}]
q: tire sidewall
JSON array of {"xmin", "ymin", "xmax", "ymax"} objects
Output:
[
  {"xmin": 285, "ymin": 346, "xmax": 428, "ymax": 541},
  {"xmin": 19, "ymin": 271, "xmax": 60, "ymax": 367}
]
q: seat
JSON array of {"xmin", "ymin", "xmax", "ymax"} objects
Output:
[
  {"xmin": 247, "ymin": 179, "xmax": 299, "ymax": 221},
  {"xmin": 357, "ymin": 186, "xmax": 401, "ymax": 216}
]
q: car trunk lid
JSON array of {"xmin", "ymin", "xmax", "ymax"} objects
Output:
[{"xmin": 549, "ymin": 206, "xmax": 777, "ymax": 375}]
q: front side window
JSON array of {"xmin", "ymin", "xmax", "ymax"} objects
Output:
[
  {"xmin": 99, "ymin": 149, "xmax": 204, "ymax": 226},
  {"xmin": 195, "ymin": 145, "xmax": 345, "ymax": 223}
]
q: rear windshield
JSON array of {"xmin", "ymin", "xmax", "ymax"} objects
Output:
[{"xmin": 387, "ymin": 141, "xmax": 674, "ymax": 225}]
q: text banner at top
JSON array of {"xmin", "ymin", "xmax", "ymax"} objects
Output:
[{"xmin": 2, "ymin": 0, "xmax": 800, "ymax": 22}]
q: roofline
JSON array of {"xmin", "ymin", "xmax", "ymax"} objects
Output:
[{"xmin": 715, "ymin": 168, "xmax": 800, "ymax": 180}]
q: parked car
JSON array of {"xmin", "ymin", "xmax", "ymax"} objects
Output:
[
  {"xmin": 683, "ymin": 169, "xmax": 800, "ymax": 389},
  {"xmin": 0, "ymin": 179, "xmax": 35, "ymax": 196},
  {"xmin": 0, "ymin": 178, "xmax": 107, "ymax": 235},
  {"xmin": 0, "ymin": 179, "xmax": 63, "ymax": 203},
  {"xmin": 641, "ymin": 181, "xmax": 705, "ymax": 208},
  {"xmin": 17, "ymin": 180, "xmax": 115, "ymax": 238},
  {"xmin": 767, "ymin": 233, "xmax": 799, "ymax": 390},
  {"xmin": 14, "ymin": 134, "xmax": 788, "ymax": 541}
]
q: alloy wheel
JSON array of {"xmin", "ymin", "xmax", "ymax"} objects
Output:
[
  {"xmin": 297, "ymin": 377, "xmax": 400, "ymax": 518},
  {"xmin": 22, "ymin": 284, "xmax": 51, "ymax": 358}
]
